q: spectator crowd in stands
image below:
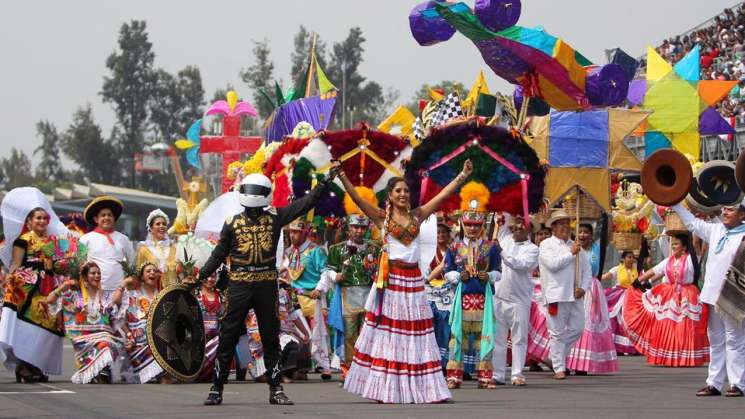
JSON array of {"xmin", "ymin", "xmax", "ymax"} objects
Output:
[{"xmin": 655, "ymin": 3, "xmax": 745, "ymax": 124}]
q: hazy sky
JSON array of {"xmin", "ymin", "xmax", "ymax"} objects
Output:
[{"xmin": 0, "ymin": 0, "xmax": 739, "ymax": 166}]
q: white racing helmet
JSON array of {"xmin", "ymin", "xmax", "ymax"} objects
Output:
[{"xmin": 239, "ymin": 173, "xmax": 273, "ymax": 208}]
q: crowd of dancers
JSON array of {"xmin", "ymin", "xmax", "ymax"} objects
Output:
[{"xmin": 1, "ymin": 159, "xmax": 744, "ymax": 404}]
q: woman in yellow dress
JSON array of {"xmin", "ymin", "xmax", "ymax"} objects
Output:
[{"xmin": 135, "ymin": 209, "xmax": 177, "ymax": 288}]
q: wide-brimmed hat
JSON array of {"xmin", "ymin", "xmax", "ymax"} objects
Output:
[
  {"xmin": 83, "ymin": 196, "xmax": 123, "ymax": 226},
  {"xmin": 698, "ymin": 160, "xmax": 743, "ymax": 206},
  {"xmin": 546, "ymin": 209, "xmax": 571, "ymax": 227}
]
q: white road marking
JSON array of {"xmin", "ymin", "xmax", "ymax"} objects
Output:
[{"xmin": 0, "ymin": 383, "xmax": 75, "ymax": 394}]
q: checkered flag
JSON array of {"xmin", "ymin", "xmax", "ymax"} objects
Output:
[
  {"xmin": 430, "ymin": 92, "xmax": 464, "ymax": 128},
  {"xmin": 412, "ymin": 117, "xmax": 426, "ymax": 141},
  {"xmin": 421, "ymin": 100, "xmax": 440, "ymax": 129}
]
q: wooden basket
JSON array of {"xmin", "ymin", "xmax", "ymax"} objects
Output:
[
  {"xmin": 613, "ymin": 232, "xmax": 642, "ymax": 251},
  {"xmin": 563, "ymin": 191, "xmax": 602, "ymax": 220},
  {"xmin": 664, "ymin": 212, "xmax": 687, "ymax": 233}
]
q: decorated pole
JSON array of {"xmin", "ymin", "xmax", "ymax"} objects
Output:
[{"xmin": 304, "ymin": 33, "xmax": 318, "ymax": 98}]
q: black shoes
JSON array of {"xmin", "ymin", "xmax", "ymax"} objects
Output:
[
  {"xmin": 204, "ymin": 385, "xmax": 223, "ymax": 405},
  {"xmin": 269, "ymin": 385, "xmax": 294, "ymax": 405},
  {"xmin": 204, "ymin": 384, "xmax": 293, "ymax": 406}
]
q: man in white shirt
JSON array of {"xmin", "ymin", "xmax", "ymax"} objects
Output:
[
  {"xmin": 492, "ymin": 214, "xmax": 539, "ymax": 386},
  {"xmin": 673, "ymin": 200, "xmax": 745, "ymax": 397},
  {"xmin": 538, "ymin": 209, "xmax": 592, "ymax": 380},
  {"xmin": 79, "ymin": 196, "xmax": 135, "ymax": 298}
]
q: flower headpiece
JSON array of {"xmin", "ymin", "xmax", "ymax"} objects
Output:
[{"xmin": 146, "ymin": 209, "xmax": 170, "ymax": 231}]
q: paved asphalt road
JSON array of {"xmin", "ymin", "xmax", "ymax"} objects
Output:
[{"xmin": 0, "ymin": 347, "xmax": 742, "ymax": 419}]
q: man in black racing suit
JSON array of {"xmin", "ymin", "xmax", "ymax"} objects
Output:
[{"xmin": 197, "ymin": 167, "xmax": 339, "ymax": 406}]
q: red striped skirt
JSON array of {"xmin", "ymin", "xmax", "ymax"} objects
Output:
[{"xmin": 343, "ymin": 262, "xmax": 451, "ymax": 403}]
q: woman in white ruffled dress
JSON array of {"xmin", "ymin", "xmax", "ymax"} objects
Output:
[{"xmin": 336, "ymin": 159, "xmax": 472, "ymax": 404}]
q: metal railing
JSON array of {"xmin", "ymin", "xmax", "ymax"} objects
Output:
[{"xmin": 626, "ymin": 126, "xmax": 745, "ymax": 162}]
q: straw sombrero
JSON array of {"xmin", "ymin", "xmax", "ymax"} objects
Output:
[{"xmin": 83, "ymin": 196, "xmax": 124, "ymax": 226}]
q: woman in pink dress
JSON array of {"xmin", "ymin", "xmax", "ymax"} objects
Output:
[
  {"xmin": 623, "ymin": 233, "xmax": 709, "ymax": 367},
  {"xmin": 566, "ymin": 224, "xmax": 618, "ymax": 374},
  {"xmin": 336, "ymin": 159, "xmax": 473, "ymax": 403}
]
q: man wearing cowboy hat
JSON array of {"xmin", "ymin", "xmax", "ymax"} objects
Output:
[
  {"xmin": 492, "ymin": 213, "xmax": 539, "ymax": 387},
  {"xmin": 673, "ymin": 199, "xmax": 745, "ymax": 397},
  {"xmin": 443, "ymin": 209, "xmax": 501, "ymax": 389},
  {"xmin": 281, "ymin": 218, "xmax": 330, "ymax": 379},
  {"xmin": 311, "ymin": 214, "xmax": 380, "ymax": 380},
  {"xmin": 538, "ymin": 209, "xmax": 592, "ymax": 380},
  {"xmin": 79, "ymin": 196, "xmax": 135, "ymax": 298}
]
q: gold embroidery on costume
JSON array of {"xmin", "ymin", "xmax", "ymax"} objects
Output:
[
  {"xmin": 233, "ymin": 214, "xmax": 275, "ymax": 265},
  {"xmin": 229, "ymin": 270, "xmax": 277, "ymax": 283}
]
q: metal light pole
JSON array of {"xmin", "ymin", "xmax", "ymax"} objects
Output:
[{"xmin": 341, "ymin": 59, "xmax": 347, "ymax": 129}]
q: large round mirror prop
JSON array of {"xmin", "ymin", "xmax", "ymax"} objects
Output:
[{"xmin": 640, "ymin": 149, "xmax": 693, "ymax": 206}]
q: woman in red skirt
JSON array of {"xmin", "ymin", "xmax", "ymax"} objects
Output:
[{"xmin": 622, "ymin": 233, "xmax": 709, "ymax": 367}]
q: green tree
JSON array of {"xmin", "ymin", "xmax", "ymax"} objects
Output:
[
  {"xmin": 177, "ymin": 65, "xmax": 205, "ymax": 128},
  {"xmin": 326, "ymin": 27, "xmax": 385, "ymax": 128},
  {"xmin": 61, "ymin": 105, "xmax": 118, "ymax": 184},
  {"xmin": 101, "ymin": 20, "xmax": 157, "ymax": 187},
  {"xmin": 150, "ymin": 65, "xmax": 205, "ymax": 141},
  {"xmin": 33, "ymin": 120, "xmax": 63, "ymax": 180},
  {"xmin": 240, "ymin": 39, "xmax": 275, "ymax": 119},
  {"xmin": 0, "ymin": 148, "xmax": 34, "ymax": 190},
  {"xmin": 150, "ymin": 69, "xmax": 184, "ymax": 143},
  {"xmin": 211, "ymin": 84, "xmax": 235, "ymax": 103}
]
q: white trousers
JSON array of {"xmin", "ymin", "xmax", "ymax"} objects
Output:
[
  {"xmin": 706, "ymin": 306, "xmax": 745, "ymax": 391},
  {"xmin": 546, "ymin": 300, "xmax": 585, "ymax": 373},
  {"xmin": 492, "ymin": 298, "xmax": 530, "ymax": 381}
]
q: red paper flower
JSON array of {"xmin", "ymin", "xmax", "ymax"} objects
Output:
[{"xmin": 636, "ymin": 217, "xmax": 649, "ymax": 233}]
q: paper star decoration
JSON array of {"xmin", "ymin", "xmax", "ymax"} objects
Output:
[
  {"xmin": 529, "ymin": 108, "xmax": 650, "ymax": 211},
  {"xmin": 638, "ymin": 46, "xmax": 736, "ymax": 159}
]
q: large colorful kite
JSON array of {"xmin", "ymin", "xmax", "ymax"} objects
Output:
[{"xmin": 410, "ymin": 1, "xmax": 630, "ymax": 111}]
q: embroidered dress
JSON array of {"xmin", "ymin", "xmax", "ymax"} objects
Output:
[
  {"xmin": 604, "ymin": 265, "xmax": 640, "ymax": 354},
  {"xmin": 622, "ymin": 254, "xmax": 709, "ymax": 366},
  {"xmin": 566, "ymin": 249, "xmax": 619, "ymax": 374},
  {"xmin": 135, "ymin": 238, "xmax": 177, "ymax": 288},
  {"xmin": 197, "ymin": 290, "xmax": 222, "ymax": 381},
  {"xmin": 0, "ymin": 232, "xmax": 66, "ymax": 375},
  {"xmin": 277, "ymin": 286, "xmax": 305, "ymax": 375},
  {"xmin": 344, "ymin": 215, "xmax": 451, "ymax": 403},
  {"xmin": 527, "ymin": 272, "xmax": 551, "ymax": 362},
  {"xmin": 284, "ymin": 240, "xmax": 329, "ymax": 371},
  {"xmin": 52, "ymin": 289, "xmax": 124, "ymax": 383},
  {"xmin": 121, "ymin": 287, "xmax": 163, "ymax": 383},
  {"xmin": 425, "ymin": 248, "xmax": 454, "ymax": 369},
  {"xmin": 235, "ymin": 309, "xmax": 266, "ymax": 379},
  {"xmin": 233, "ymin": 289, "xmax": 306, "ymax": 378}
]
